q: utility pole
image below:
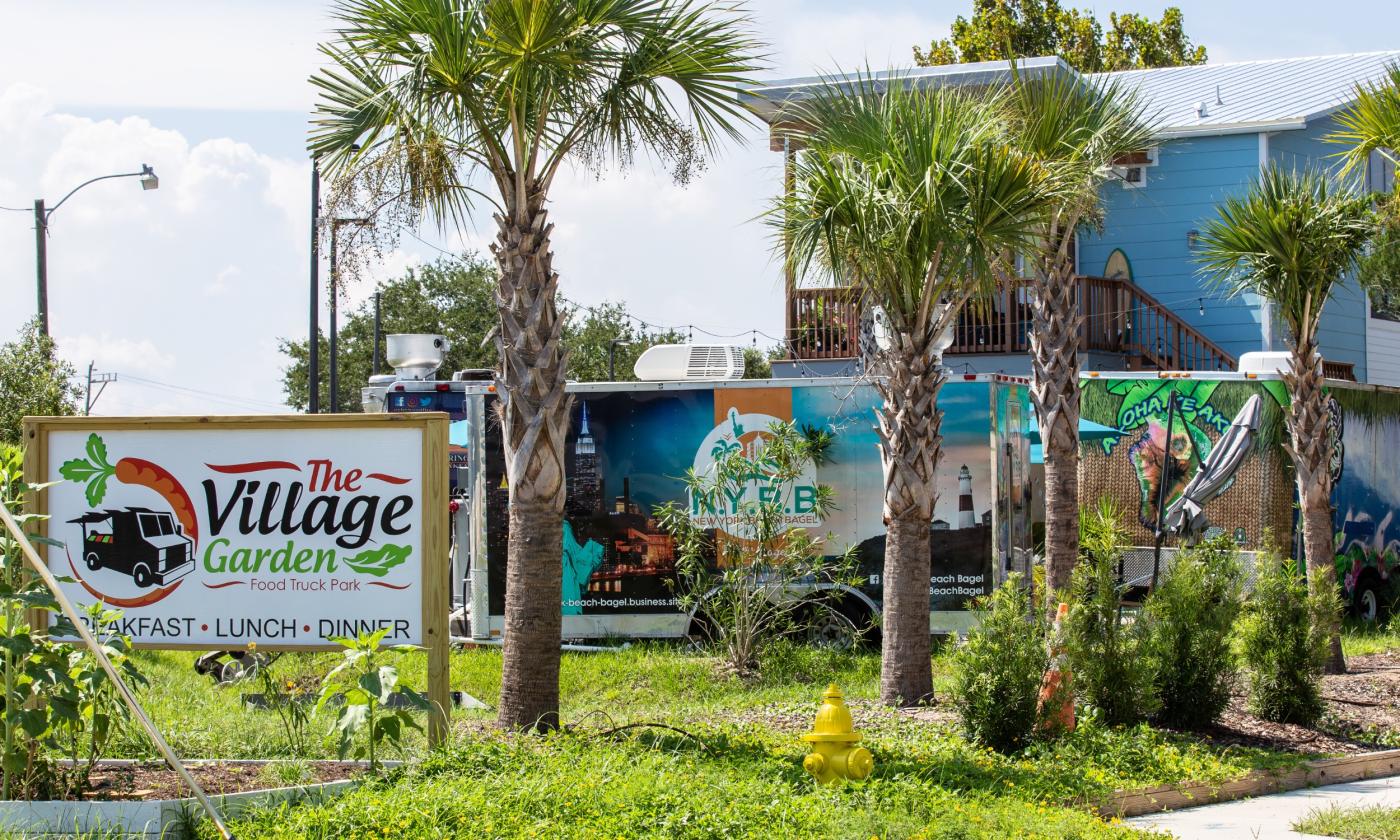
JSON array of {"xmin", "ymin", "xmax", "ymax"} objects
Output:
[
  {"xmin": 34, "ymin": 200, "xmax": 48, "ymax": 337},
  {"xmin": 372, "ymin": 291, "xmax": 382, "ymax": 375},
  {"xmin": 308, "ymin": 157, "xmax": 322, "ymax": 414},
  {"xmin": 84, "ymin": 363, "xmax": 118, "ymax": 415},
  {"xmin": 329, "ymin": 219, "xmax": 340, "ymax": 413}
]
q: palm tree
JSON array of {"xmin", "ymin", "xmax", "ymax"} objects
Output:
[
  {"xmin": 1196, "ymin": 166, "xmax": 1374, "ymax": 675},
  {"xmin": 309, "ymin": 0, "xmax": 761, "ymax": 731},
  {"xmin": 1328, "ymin": 61, "xmax": 1400, "ymax": 178},
  {"xmin": 1008, "ymin": 70, "xmax": 1155, "ymax": 609},
  {"xmin": 772, "ymin": 77, "xmax": 1054, "ymax": 705}
]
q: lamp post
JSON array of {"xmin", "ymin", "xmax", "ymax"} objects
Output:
[
  {"xmin": 328, "ymin": 216, "xmax": 370, "ymax": 413},
  {"xmin": 33, "ymin": 165, "xmax": 158, "ymax": 337},
  {"xmin": 608, "ymin": 338, "xmax": 630, "ymax": 381},
  {"xmin": 308, "ymin": 157, "xmax": 322, "ymax": 413}
]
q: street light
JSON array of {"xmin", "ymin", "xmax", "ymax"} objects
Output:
[
  {"xmin": 32, "ymin": 164, "xmax": 159, "ymax": 337},
  {"xmin": 328, "ymin": 216, "xmax": 371, "ymax": 413}
]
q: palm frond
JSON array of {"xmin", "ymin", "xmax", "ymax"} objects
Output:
[{"xmin": 1328, "ymin": 61, "xmax": 1400, "ymax": 176}]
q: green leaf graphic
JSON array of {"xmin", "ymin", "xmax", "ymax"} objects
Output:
[
  {"xmin": 342, "ymin": 544, "xmax": 411, "ymax": 577},
  {"xmin": 59, "ymin": 434, "xmax": 117, "ymax": 507}
]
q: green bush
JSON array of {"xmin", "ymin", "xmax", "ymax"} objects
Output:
[
  {"xmin": 1141, "ymin": 535, "xmax": 1245, "ymax": 729},
  {"xmin": 949, "ymin": 574, "xmax": 1048, "ymax": 753},
  {"xmin": 1065, "ymin": 501, "xmax": 1158, "ymax": 726},
  {"xmin": 1238, "ymin": 552, "xmax": 1331, "ymax": 725}
]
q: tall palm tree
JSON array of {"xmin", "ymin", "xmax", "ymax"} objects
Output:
[
  {"xmin": 773, "ymin": 78, "xmax": 1055, "ymax": 705},
  {"xmin": 1196, "ymin": 166, "xmax": 1374, "ymax": 675},
  {"xmin": 1329, "ymin": 61, "xmax": 1400, "ymax": 178},
  {"xmin": 1008, "ymin": 71, "xmax": 1154, "ymax": 609},
  {"xmin": 309, "ymin": 0, "xmax": 761, "ymax": 731}
]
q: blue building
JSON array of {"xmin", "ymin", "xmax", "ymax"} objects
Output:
[{"xmin": 743, "ymin": 52, "xmax": 1400, "ymax": 384}]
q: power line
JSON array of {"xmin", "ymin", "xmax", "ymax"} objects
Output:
[{"xmin": 118, "ymin": 374, "xmax": 289, "ymax": 412}]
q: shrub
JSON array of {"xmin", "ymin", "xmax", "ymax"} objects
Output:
[
  {"xmin": 655, "ymin": 421, "xmax": 858, "ymax": 676},
  {"xmin": 1064, "ymin": 501, "xmax": 1158, "ymax": 726},
  {"xmin": 1238, "ymin": 551, "xmax": 1331, "ymax": 724},
  {"xmin": 1141, "ymin": 535, "xmax": 1245, "ymax": 729},
  {"xmin": 949, "ymin": 574, "xmax": 1048, "ymax": 753}
]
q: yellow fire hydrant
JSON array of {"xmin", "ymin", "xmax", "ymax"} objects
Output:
[{"xmin": 801, "ymin": 683, "xmax": 874, "ymax": 784}]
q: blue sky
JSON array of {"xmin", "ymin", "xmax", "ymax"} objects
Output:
[{"xmin": 1, "ymin": 1, "xmax": 1396, "ymax": 413}]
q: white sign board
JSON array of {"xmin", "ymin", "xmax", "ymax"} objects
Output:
[{"xmin": 30, "ymin": 416, "xmax": 447, "ymax": 649}]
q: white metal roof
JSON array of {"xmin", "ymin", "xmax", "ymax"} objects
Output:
[
  {"xmin": 743, "ymin": 51, "xmax": 1400, "ymax": 138},
  {"xmin": 1092, "ymin": 51, "xmax": 1400, "ymax": 138}
]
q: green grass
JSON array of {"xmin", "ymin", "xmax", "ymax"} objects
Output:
[
  {"xmin": 86, "ymin": 641, "xmax": 1309, "ymax": 840},
  {"xmin": 1294, "ymin": 804, "xmax": 1400, "ymax": 839},
  {"xmin": 1342, "ymin": 617, "xmax": 1400, "ymax": 658}
]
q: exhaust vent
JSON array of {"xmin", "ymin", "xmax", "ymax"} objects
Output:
[{"xmin": 634, "ymin": 344, "xmax": 745, "ymax": 381}]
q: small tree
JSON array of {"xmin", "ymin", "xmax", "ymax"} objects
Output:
[
  {"xmin": 1197, "ymin": 166, "xmax": 1375, "ymax": 674},
  {"xmin": 949, "ymin": 574, "xmax": 1048, "ymax": 753},
  {"xmin": 1238, "ymin": 552, "xmax": 1334, "ymax": 725},
  {"xmin": 0, "ymin": 319, "xmax": 80, "ymax": 444},
  {"xmin": 1140, "ymin": 535, "xmax": 1244, "ymax": 729},
  {"xmin": 655, "ymin": 421, "xmax": 856, "ymax": 677},
  {"xmin": 1065, "ymin": 500, "xmax": 1157, "ymax": 725}
]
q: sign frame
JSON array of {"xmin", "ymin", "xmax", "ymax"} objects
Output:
[{"xmin": 23, "ymin": 412, "xmax": 451, "ymax": 743}]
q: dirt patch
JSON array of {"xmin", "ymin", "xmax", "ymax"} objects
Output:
[
  {"xmin": 1192, "ymin": 652, "xmax": 1400, "ymax": 755},
  {"xmin": 710, "ymin": 698, "xmax": 956, "ymax": 734},
  {"xmin": 71, "ymin": 761, "xmax": 362, "ymax": 801}
]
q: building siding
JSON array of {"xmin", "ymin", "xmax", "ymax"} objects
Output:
[{"xmin": 1269, "ymin": 118, "xmax": 1369, "ymax": 382}]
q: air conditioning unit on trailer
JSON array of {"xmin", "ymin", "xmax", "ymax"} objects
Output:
[{"xmin": 634, "ymin": 344, "xmax": 745, "ymax": 381}]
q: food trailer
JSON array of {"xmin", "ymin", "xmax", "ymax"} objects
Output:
[
  {"xmin": 369, "ymin": 337, "xmax": 1037, "ymax": 639},
  {"xmin": 1078, "ymin": 368, "xmax": 1400, "ymax": 620}
]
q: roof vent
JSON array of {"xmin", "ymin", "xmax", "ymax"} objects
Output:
[
  {"xmin": 1195, "ymin": 100, "xmax": 1209, "ymax": 119},
  {"xmin": 634, "ymin": 344, "xmax": 745, "ymax": 381},
  {"xmin": 386, "ymin": 334, "xmax": 450, "ymax": 381}
]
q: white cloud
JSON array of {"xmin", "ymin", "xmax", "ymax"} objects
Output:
[{"xmin": 0, "ymin": 85, "xmax": 305, "ymax": 416}]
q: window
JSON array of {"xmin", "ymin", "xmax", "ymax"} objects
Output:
[
  {"xmin": 139, "ymin": 513, "xmax": 174, "ymax": 537},
  {"xmin": 1110, "ymin": 147, "xmax": 1158, "ymax": 190}
]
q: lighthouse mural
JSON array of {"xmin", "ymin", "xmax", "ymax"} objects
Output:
[{"xmin": 957, "ymin": 464, "xmax": 975, "ymax": 529}]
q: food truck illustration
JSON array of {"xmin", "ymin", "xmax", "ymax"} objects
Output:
[{"xmin": 69, "ymin": 507, "xmax": 195, "ymax": 588}]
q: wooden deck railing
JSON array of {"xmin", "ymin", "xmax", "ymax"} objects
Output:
[{"xmin": 787, "ymin": 277, "xmax": 1238, "ymax": 372}]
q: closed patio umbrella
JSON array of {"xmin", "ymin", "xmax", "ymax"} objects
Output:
[{"xmin": 1162, "ymin": 394, "xmax": 1263, "ymax": 541}]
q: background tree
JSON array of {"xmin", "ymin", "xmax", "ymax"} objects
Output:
[
  {"xmin": 742, "ymin": 345, "xmax": 786, "ymax": 379},
  {"xmin": 281, "ymin": 255, "xmax": 500, "ymax": 411},
  {"xmin": 310, "ymin": 0, "xmax": 761, "ymax": 731},
  {"xmin": 0, "ymin": 319, "xmax": 81, "ymax": 444},
  {"xmin": 1196, "ymin": 166, "xmax": 1375, "ymax": 675},
  {"xmin": 774, "ymin": 78, "xmax": 1053, "ymax": 706},
  {"xmin": 914, "ymin": 1, "xmax": 1206, "ymax": 73},
  {"xmin": 1009, "ymin": 72, "xmax": 1154, "ymax": 609},
  {"xmin": 280, "ymin": 257, "xmax": 693, "ymax": 407},
  {"xmin": 1330, "ymin": 61, "xmax": 1400, "ymax": 316}
]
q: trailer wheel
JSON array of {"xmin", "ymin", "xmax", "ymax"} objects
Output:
[
  {"xmin": 131, "ymin": 563, "xmax": 153, "ymax": 588},
  {"xmin": 1352, "ymin": 573, "xmax": 1382, "ymax": 623},
  {"xmin": 85, "ymin": 552, "xmax": 102, "ymax": 571}
]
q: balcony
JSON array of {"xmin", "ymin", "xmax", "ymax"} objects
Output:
[{"xmin": 787, "ymin": 277, "xmax": 1238, "ymax": 372}]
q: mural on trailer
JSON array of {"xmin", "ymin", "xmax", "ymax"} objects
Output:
[
  {"xmin": 1079, "ymin": 377, "xmax": 1294, "ymax": 550},
  {"xmin": 484, "ymin": 380, "xmax": 1029, "ymax": 620},
  {"xmin": 1080, "ymin": 376, "xmax": 1399, "ymax": 618},
  {"xmin": 1327, "ymin": 387, "xmax": 1400, "ymax": 617}
]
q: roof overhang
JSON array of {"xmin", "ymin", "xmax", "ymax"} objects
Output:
[
  {"xmin": 739, "ymin": 56, "xmax": 1076, "ymax": 126},
  {"xmin": 1153, "ymin": 117, "xmax": 1310, "ymax": 140}
]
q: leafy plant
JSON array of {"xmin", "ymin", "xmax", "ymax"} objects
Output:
[
  {"xmin": 0, "ymin": 318, "xmax": 81, "ymax": 446},
  {"xmin": 949, "ymin": 574, "xmax": 1049, "ymax": 753},
  {"xmin": 655, "ymin": 421, "xmax": 859, "ymax": 677},
  {"xmin": 1140, "ymin": 535, "xmax": 1244, "ymax": 729},
  {"xmin": 242, "ymin": 657, "xmax": 315, "ymax": 758},
  {"xmin": 1065, "ymin": 499, "xmax": 1158, "ymax": 726},
  {"xmin": 49, "ymin": 603, "xmax": 147, "ymax": 799},
  {"xmin": 1239, "ymin": 550, "xmax": 1333, "ymax": 725},
  {"xmin": 315, "ymin": 629, "xmax": 431, "ymax": 772}
]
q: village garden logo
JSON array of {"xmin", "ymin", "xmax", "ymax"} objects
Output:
[
  {"xmin": 59, "ymin": 433, "xmax": 417, "ymax": 608},
  {"xmin": 688, "ymin": 408, "xmax": 822, "ymax": 537}
]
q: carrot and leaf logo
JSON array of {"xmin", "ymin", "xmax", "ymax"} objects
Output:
[
  {"xmin": 342, "ymin": 544, "xmax": 412, "ymax": 577},
  {"xmin": 59, "ymin": 434, "xmax": 117, "ymax": 507}
]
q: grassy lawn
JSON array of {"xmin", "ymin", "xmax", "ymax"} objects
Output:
[
  {"xmin": 1342, "ymin": 618, "xmax": 1400, "ymax": 658},
  {"xmin": 1294, "ymin": 804, "xmax": 1400, "ymax": 839},
  {"xmin": 91, "ymin": 641, "xmax": 1313, "ymax": 839}
]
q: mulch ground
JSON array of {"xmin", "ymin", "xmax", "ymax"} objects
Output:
[{"xmin": 75, "ymin": 761, "xmax": 363, "ymax": 801}]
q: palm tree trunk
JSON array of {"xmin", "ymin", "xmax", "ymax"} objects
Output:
[
  {"xmin": 492, "ymin": 203, "xmax": 572, "ymax": 731},
  {"xmin": 874, "ymin": 329, "xmax": 943, "ymax": 707},
  {"xmin": 1283, "ymin": 341, "xmax": 1346, "ymax": 675},
  {"xmin": 1030, "ymin": 249, "xmax": 1082, "ymax": 611}
]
